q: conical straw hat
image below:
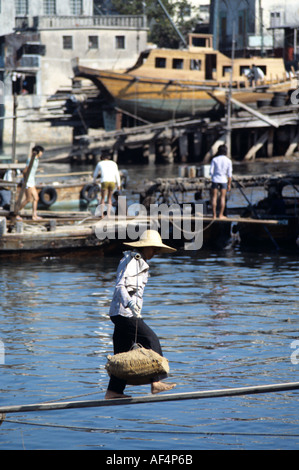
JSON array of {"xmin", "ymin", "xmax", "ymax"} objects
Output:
[{"xmin": 124, "ymin": 230, "xmax": 176, "ymax": 253}]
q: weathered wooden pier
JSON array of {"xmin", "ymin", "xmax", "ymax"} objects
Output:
[
  {"xmin": 1, "ymin": 165, "xmax": 298, "ymax": 256},
  {"xmin": 44, "ymin": 81, "xmax": 299, "ymax": 165}
]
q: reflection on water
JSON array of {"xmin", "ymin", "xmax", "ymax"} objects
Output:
[{"xmin": 0, "ymin": 249, "xmax": 298, "ymax": 449}]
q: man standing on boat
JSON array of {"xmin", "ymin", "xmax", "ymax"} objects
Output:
[
  {"xmin": 247, "ymin": 64, "xmax": 265, "ymax": 87},
  {"xmin": 93, "ymin": 151, "xmax": 121, "ymax": 217},
  {"xmin": 210, "ymin": 144, "xmax": 232, "ymax": 219}
]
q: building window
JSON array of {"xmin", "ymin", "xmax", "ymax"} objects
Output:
[
  {"xmin": 221, "ymin": 17, "xmax": 227, "ymax": 44},
  {"xmin": 115, "ymin": 36, "xmax": 125, "ymax": 50},
  {"xmin": 238, "ymin": 15, "xmax": 243, "ymax": 35},
  {"xmin": 63, "ymin": 36, "xmax": 73, "ymax": 50},
  {"xmin": 88, "ymin": 36, "xmax": 99, "ymax": 49},
  {"xmin": 70, "ymin": 0, "xmax": 83, "ymax": 15},
  {"xmin": 15, "ymin": 0, "xmax": 28, "ymax": 15},
  {"xmin": 270, "ymin": 11, "xmax": 282, "ymax": 28},
  {"xmin": 43, "ymin": 0, "xmax": 56, "ymax": 15},
  {"xmin": 12, "ymin": 73, "xmax": 36, "ymax": 95},
  {"xmin": 178, "ymin": 4, "xmax": 191, "ymax": 17},
  {"xmin": 199, "ymin": 5, "xmax": 209, "ymax": 13}
]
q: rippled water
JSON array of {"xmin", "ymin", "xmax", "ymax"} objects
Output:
[{"xmin": 0, "ymin": 248, "xmax": 298, "ymax": 450}]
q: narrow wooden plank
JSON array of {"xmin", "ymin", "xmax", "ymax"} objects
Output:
[
  {"xmin": 0, "ymin": 164, "xmax": 26, "ymax": 170},
  {"xmin": 0, "ymin": 381, "xmax": 298, "ymax": 414},
  {"xmin": 230, "ymin": 97, "xmax": 279, "ymax": 128},
  {"xmin": 36, "ymin": 171, "xmax": 92, "ymax": 178}
]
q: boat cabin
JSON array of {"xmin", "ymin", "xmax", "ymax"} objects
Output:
[{"xmin": 128, "ymin": 34, "xmax": 288, "ymax": 86}]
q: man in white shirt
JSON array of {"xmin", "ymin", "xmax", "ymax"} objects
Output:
[
  {"xmin": 93, "ymin": 151, "xmax": 121, "ymax": 217},
  {"xmin": 210, "ymin": 144, "xmax": 232, "ymax": 219}
]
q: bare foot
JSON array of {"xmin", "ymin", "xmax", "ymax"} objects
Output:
[
  {"xmin": 15, "ymin": 215, "xmax": 23, "ymax": 221},
  {"xmin": 32, "ymin": 215, "xmax": 43, "ymax": 221},
  {"xmin": 0, "ymin": 413, "xmax": 5, "ymax": 426},
  {"xmin": 151, "ymin": 381, "xmax": 176, "ymax": 395},
  {"xmin": 105, "ymin": 390, "xmax": 131, "ymax": 400}
]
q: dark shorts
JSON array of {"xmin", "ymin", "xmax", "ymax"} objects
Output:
[{"xmin": 211, "ymin": 182, "xmax": 228, "ymax": 190}]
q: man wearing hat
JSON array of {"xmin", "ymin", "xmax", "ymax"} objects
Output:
[{"xmin": 105, "ymin": 230, "xmax": 177, "ymax": 399}]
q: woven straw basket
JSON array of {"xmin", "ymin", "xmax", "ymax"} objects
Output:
[{"xmin": 105, "ymin": 346, "xmax": 169, "ymax": 385}]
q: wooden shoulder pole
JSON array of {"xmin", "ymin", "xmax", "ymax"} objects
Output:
[{"xmin": 0, "ymin": 381, "xmax": 298, "ymax": 415}]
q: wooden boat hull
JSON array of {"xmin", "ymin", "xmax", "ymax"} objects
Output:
[
  {"xmin": 33, "ymin": 172, "xmax": 127, "ymax": 209},
  {"xmin": 75, "ymin": 65, "xmax": 294, "ymax": 122},
  {"xmin": 0, "ymin": 213, "xmax": 297, "ymax": 258},
  {"xmin": 236, "ymin": 216, "xmax": 299, "ymax": 249},
  {"xmin": 76, "ymin": 66, "xmax": 220, "ymax": 121},
  {"xmin": 0, "ymin": 224, "xmax": 125, "ymax": 259},
  {"xmin": 36, "ymin": 181, "xmax": 98, "ymax": 208},
  {"xmin": 115, "ymin": 95, "xmax": 216, "ymax": 121}
]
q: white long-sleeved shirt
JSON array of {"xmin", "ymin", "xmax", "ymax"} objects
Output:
[
  {"xmin": 93, "ymin": 160, "xmax": 121, "ymax": 187},
  {"xmin": 109, "ymin": 251, "xmax": 149, "ymax": 318},
  {"xmin": 210, "ymin": 155, "xmax": 232, "ymax": 184}
]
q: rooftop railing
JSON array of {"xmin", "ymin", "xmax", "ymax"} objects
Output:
[{"xmin": 15, "ymin": 15, "xmax": 147, "ymax": 31}]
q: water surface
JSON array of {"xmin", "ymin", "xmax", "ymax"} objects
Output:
[{"xmin": 0, "ymin": 249, "xmax": 298, "ymax": 450}]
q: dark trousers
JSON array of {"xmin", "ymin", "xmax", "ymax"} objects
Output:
[{"xmin": 107, "ymin": 315, "xmax": 163, "ymax": 394}]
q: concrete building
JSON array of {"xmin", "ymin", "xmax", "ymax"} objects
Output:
[
  {"xmin": 0, "ymin": 0, "xmax": 148, "ymax": 146},
  {"xmin": 210, "ymin": 0, "xmax": 299, "ymax": 61},
  {"xmin": 0, "ymin": 1, "xmax": 15, "ymax": 36},
  {"xmin": 170, "ymin": 0, "xmax": 210, "ymax": 25}
]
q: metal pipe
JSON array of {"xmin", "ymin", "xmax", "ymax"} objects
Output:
[{"xmin": 156, "ymin": 0, "xmax": 188, "ymax": 48}]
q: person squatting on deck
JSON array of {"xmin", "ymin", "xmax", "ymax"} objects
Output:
[
  {"xmin": 210, "ymin": 144, "xmax": 232, "ymax": 219},
  {"xmin": 93, "ymin": 151, "xmax": 121, "ymax": 217},
  {"xmin": 105, "ymin": 230, "xmax": 177, "ymax": 400},
  {"xmin": 18, "ymin": 145, "xmax": 44, "ymax": 221}
]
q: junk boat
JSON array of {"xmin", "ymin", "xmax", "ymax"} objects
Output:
[{"xmin": 74, "ymin": 33, "xmax": 297, "ymax": 123}]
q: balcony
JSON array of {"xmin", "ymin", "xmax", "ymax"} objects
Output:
[
  {"xmin": 19, "ymin": 55, "xmax": 40, "ymax": 68},
  {"xmin": 15, "ymin": 15, "xmax": 147, "ymax": 31}
]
